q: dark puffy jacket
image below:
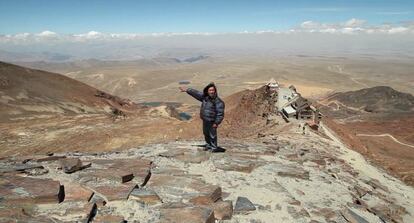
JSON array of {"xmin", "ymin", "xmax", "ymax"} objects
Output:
[{"xmin": 186, "ymin": 83, "xmax": 225, "ymax": 125}]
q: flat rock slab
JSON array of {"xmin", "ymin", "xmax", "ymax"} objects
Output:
[
  {"xmin": 159, "ymin": 148, "xmax": 210, "ymax": 164},
  {"xmin": 109, "ymin": 158, "xmax": 152, "ymax": 177},
  {"xmin": 93, "ymin": 214, "xmax": 125, "ymax": 223},
  {"xmin": 212, "ymin": 154, "xmax": 262, "ymax": 173},
  {"xmin": 63, "ymin": 202, "xmax": 97, "ymax": 222},
  {"xmin": 64, "ymin": 182, "xmax": 94, "ymax": 202},
  {"xmin": 91, "ymin": 182, "xmax": 137, "ymax": 201},
  {"xmin": 90, "ymin": 158, "xmax": 152, "ymax": 185},
  {"xmin": 175, "ymin": 151, "xmax": 210, "ymax": 164},
  {"xmin": 78, "ymin": 168, "xmax": 134, "ymax": 184},
  {"xmin": 287, "ymin": 206, "xmax": 311, "ymax": 219},
  {"xmin": 277, "ymin": 169, "xmax": 310, "ymax": 180},
  {"xmin": 234, "ymin": 197, "xmax": 256, "ymax": 214},
  {"xmin": 341, "ymin": 208, "xmax": 370, "ymax": 223},
  {"xmin": 129, "ymin": 187, "xmax": 162, "ymax": 205},
  {"xmin": 89, "ymin": 193, "xmax": 106, "ymax": 207},
  {"xmin": 159, "ymin": 148, "xmax": 186, "ymax": 158},
  {"xmin": 148, "ymin": 175, "xmax": 221, "ymax": 204},
  {"xmin": 365, "ymin": 178, "xmax": 389, "ymax": 192},
  {"xmin": 0, "ymin": 163, "xmax": 44, "ymax": 174},
  {"xmin": 0, "ymin": 176, "xmax": 62, "ymax": 204},
  {"xmin": 160, "ymin": 204, "xmax": 215, "ymax": 223},
  {"xmin": 35, "ymin": 155, "xmax": 67, "ymax": 163},
  {"xmin": 369, "ymin": 204, "xmax": 406, "ymax": 223},
  {"xmin": 151, "ymin": 167, "xmax": 188, "ymax": 176},
  {"xmin": 269, "ymin": 163, "xmax": 310, "ymax": 180},
  {"xmin": 23, "ymin": 167, "xmax": 49, "ymax": 176},
  {"xmin": 0, "ymin": 207, "xmax": 56, "ymax": 223}
]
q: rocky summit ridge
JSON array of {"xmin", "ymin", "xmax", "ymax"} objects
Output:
[{"xmin": 1, "ymin": 124, "xmax": 413, "ymax": 223}]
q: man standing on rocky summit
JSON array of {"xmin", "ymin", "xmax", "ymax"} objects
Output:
[{"xmin": 179, "ymin": 82, "xmax": 225, "ymax": 152}]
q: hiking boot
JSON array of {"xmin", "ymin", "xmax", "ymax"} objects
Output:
[
  {"xmin": 203, "ymin": 145, "xmax": 212, "ymax": 151},
  {"xmin": 210, "ymin": 147, "xmax": 220, "ymax": 153},
  {"xmin": 211, "ymin": 147, "xmax": 224, "ymax": 153}
]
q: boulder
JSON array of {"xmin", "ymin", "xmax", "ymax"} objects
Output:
[
  {"xmin": 60, "ymin": 158, "xmax": 83, "ymax": 173},
  {"xmin": 212, "ymin": 200, "xmax": 233, "ymax": 220},
  {"xmin": 234, "ymin": 197, "xmax": 256, "ymax": 214}
]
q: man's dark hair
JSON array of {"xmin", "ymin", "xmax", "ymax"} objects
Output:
[{"xmin": 203, "ymin": 82, "xmax": 217, "ymax": 97}]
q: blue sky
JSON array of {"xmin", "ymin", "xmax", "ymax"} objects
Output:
[{"xmin": 0, "ymin": 0, "xmax": 413, "ymax": 34}]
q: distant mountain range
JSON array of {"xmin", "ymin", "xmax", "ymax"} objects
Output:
[
  {"xmin": 325, "ymin": 86, "xmax": 414, "ymax": 114},
  {"xmin": 0, "ymin": 50, "xmax": 73, "ymax": 62}
]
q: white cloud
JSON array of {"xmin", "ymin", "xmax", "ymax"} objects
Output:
[
  {"xmin": 300, "ymin": 21, "xmax": 321, "ymax": 29},
  {"xmin": 319, "ymin": 28, "xmax": 337, "ymax": 33},
  {"xmin": 344, "ymin": 18, "xmax": 366, "ymax": 27},
  {"xmin": 388, "ymin": 27, "xmax": 409, "ymax": 34},
  {"xmin": 14, "ymin": 33, "xmax": 31, "ymax": 39},
  {"xmin": 86, "ymin": 31, "xmax": 102, "ymax": 37},
  {"xmin": 0, "ymin": 19, "xmax": 413, "ymax": 44},
  {"xmin": 72, "ymin": 31, "xmax": 105, "ymax": 40},
  {"xmin": 37, "ymin": 30, "xmax": 57, "ymax": 37},
  {"xmin": 299, "ymin": 18, "xmax": 367, "ymax": 34},
  {"xmin": 294, "ymin": 18, "xmax": 413, "ymax": 34}
]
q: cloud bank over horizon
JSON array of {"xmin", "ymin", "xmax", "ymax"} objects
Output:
[
  {"xmin": 1, "ymin": 18, "xmax": 414, "ymax": 62},
  {"xmin": 1, "ymin": 19, "xmax": 414, "ymax": 43}
]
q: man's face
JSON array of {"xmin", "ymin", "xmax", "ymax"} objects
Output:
[{"xmin": 208, "ymin": 86, "xmax": 216, "ymax": 97}]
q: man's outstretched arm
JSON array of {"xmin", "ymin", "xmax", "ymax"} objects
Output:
[{"xmin": 179, "ymin": 86, "xmax": 203, "ymax": 101}]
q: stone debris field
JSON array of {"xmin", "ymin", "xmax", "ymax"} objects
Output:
[{"xmin": 1, "ymin": 128, "xmax": 414, "ymax": 223}]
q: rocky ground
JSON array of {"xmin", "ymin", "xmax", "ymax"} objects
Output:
[{"xmin": 1, "ymin": 122, "xmax": 413, "ymax": 223}]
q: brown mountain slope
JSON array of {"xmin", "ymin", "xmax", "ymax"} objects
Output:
[
  {"xmin": 0, "ymin": 61, "xmax": 139, "ymax": 122},
  {"xmin": 317, "ymin": 86, "xmax": 414, "ymax": 186},
  {"xmin": 0, "ymin": 62, "xmax": 188, "ymax": 156},
  {"xmin": 184, "ymin": 85, "xmax": 286, "ymax": 139},
  {"xmin": 220, "ymin": 86, "xmax": 278, "ymax": 137}
]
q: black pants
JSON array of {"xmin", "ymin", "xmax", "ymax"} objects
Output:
[{"xmin": 203, "ymin": 120, "xmax": 217, "ymax": 149}]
